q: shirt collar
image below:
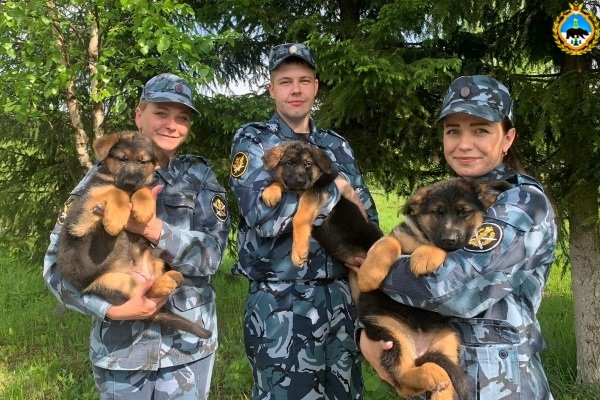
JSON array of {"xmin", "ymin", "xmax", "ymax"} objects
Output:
[
  {"xmin": 268, "ymin": 112, "xmax": 319, "ymax": 142},
  {"xmin": 475, "ymin": 164, "xmax": 516, "ymax": 182}
]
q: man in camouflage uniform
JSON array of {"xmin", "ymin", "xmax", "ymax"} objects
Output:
[
  {"xmin": 44, "ymin": 73, "xmax": 230, "ymax": 399},
  {"xmin": 360, "ymin": 75, "xmax": 557, "ymax": 399},
  {"xmin": 229, "ymin": 43, "xmax": 378, "ymax": 399}
]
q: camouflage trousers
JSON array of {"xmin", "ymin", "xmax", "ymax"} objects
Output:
[
  {"xmin": 244, "ymin": 279, "xmax": 364, "ymax": 400},
  {"xmin": 92, "ymin": 353, "xmax": 215, "ymax": 399}
]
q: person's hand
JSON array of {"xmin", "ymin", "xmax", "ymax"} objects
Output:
[
  {"xmin": 105, "ymin": 276, "xmax": 169, "ymax": 321},
  {"xmin": 359, "ymin": 329, "xmax": 395, "ymax": 386},
  {"xmin": 334, "ymin": 176, "xmax": 368, "ymax": 221}
]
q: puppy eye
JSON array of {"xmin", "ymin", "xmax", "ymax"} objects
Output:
[
  {"xmin": 117, "ymin": 156, "xmax": 128, "ymax": 163},
  {"xmin": 459, "ymin": 209, "xmax": 473, "ymax": 218},
  {"xmin": 433, "ymin": 208, "xmax": 444, "ymax": 216},
  {"xmin": 304, "ymin": 160, "xmax": 313, "ymax": 168}
]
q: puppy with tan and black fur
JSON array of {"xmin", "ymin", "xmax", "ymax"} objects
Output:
[
  {"xmin": 57, "ymin": 131, "xmax": 211, "ymax": 339},
  {"xmin": 262, "ymin": 140, "xmax": 513, "ymax": 400}
]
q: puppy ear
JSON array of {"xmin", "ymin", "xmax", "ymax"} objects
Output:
[
  {"xmin": 478, "ymin": 180, "xmax": 514, "ymax": 208},
  {"xmin": 404, "ymin": 186, "xmax": 429, "ymax": 216},
  {"xmin": 93, "ymin": 133, "xmax": 121, "ymax": 161},
  {"xmin": 262, "ymin": 143, "xmax": 288, "ymax": 171},
  {"xmin": 310, "ymin": 146, "xmax": 335, "ymax": 177}
]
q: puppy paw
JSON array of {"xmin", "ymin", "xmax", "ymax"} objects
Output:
[
  {"xmin": 291, "ymin": 244, "xmax": 308, "ymax": 267},
  {"xmin": 410, "ymin": 245, "xmax": 447, "ymax": 276},
  {"xmin": 420, "ymin": 363, "xmax": 451, "ymax": 393},
  {"xmin": 102, "ymin": 208, "xmax": 130, "ymax": 236},
  {"xmin": 163, "ymin": 270, "xmax": 184, "ymax": 287},
  {"xmin": 261, "ymin": 184, "xmax": 283, "ymax": 207},
  {"xmin": 147, "ymin": 272, "xmax": 182, "ymax": 297},
  {"xmin": 357, "ymin": 261, "xmax": 388, "ymax": 292},
  {"xmin": 131, "ymin": 188, "xmax": 155, "ymax": 224}
]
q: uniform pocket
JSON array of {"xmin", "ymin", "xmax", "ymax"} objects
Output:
[
  {"xmin": 168, "ymin": 284, "xmax": 216, "ymax": 341},
  {"xmin": 162, "ymin": 192, "xmax": 196, "ymax": 229},
  {"xmin": 454, "ymin": 319, "xmax": 522, "ymax": 399}
]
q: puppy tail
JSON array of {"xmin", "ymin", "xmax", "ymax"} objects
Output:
[
  {"xmin": 415, "ymin": 352, "xmax": 471, "ymax": 400},
  {"xmin": 152, "ymin": 311, "xmax": 212, "ymax": 339}
]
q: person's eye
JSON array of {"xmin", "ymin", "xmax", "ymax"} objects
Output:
[
  {"xmin": 445, "ymin": 129, "xmax": 458, "ymax": 135},
  {"xmin": 474, "ymin": 128, "xmax": 490, "ymax": 135}
]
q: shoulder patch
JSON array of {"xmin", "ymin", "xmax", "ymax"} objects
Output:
[
  {"xmin": 464, "ymin": 222, "xmax": 503, "ymax": 253},
  {"xmin": 211, "ymin": 194, "xmax": 228, "ymax": 222},
  {"xmin": 231, "ymin": 152, "xmax": 249, "ymax": 178}
]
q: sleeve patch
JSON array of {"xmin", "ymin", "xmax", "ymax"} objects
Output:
[
  {"xmin": 231, "ymin": 152, "xmax": 249, "ymax": 178},
  {"xmin": 464, "ymin": 222, "xmax": 503, "ymax": 253},
  {"xmin": 211, "ymin": 194, "xmax": 228, "ymax": 222}
]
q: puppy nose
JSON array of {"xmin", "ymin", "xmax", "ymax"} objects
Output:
[
  {"xmin": 292, "ymin": 175, "xmax": 307, "ymax": 186},
  {"xmin": 440, "ymin": 233, "xmax": 460, "ymax": 250}
]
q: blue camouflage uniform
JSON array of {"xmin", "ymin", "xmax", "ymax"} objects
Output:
[
  {"xmin": 229, "ymin": 111, "xmax": 378, "ymax": 399},
  {"xmin": 378, "ymin": 75, "xmax": 557, "ymax": 399},
  {"xmin": 44, "ymin": 154, "xmax": 230, "ymax": 398}
]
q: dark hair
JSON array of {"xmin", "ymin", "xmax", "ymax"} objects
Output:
[{"xmin": 501, "ymin": 116, "xmax": 525, "ymax": 174}]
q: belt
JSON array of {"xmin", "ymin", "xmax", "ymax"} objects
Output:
[
  {"xmin": 254, "ymin": 277, "xmax": 345, "ymax": 287},
  {"xmin": 187, "ymin": 276, "xmax": 211, "ymax": 286}
]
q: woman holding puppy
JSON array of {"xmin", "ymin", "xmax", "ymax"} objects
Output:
[
  {"xmin": 43, "ymin": 73, "xmax": 230, "ymax": 399},
  {"xmin": 359, "ymin": 75, "xmax": 557, "ymax": 399}
]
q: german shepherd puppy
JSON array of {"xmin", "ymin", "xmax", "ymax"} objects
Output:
[
  {"xmin": 260, "ymin": 140, "xmax": 383, "ymax": 268},
  {"xmin": 57, "ymin": 131, "xmax": 211, "ymax": 339},
  {"xmin": 261, "ymin": 140, "xmax": 512, "ymax": 400}
]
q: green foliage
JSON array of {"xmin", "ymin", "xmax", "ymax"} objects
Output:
[{"xmin": 0, "ymin": 0, "xmax": 235, "ymax": 257}]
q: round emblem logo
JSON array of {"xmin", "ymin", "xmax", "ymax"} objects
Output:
[
  {"xmin": 553, "ymin": 2, "xmax": 600, "ymax": 55},
  {"xmin": 231, "ymin": 152, "xmax": 249, "ymax": 178},
  {"xmin": 175, "ymin": 83, "xmax": 184, "ymax": 93},
  {"xmin": 211, "ymin": 195, "xmax": 228, "ymax": 222},
  {"xmin": 464, "ymin": 222, "xmax": 503, "ymax": 253}
]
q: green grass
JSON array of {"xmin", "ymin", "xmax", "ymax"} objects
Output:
[{"xmin": 0, "ymin": 191, "xmax": 592, "ymax": 398}]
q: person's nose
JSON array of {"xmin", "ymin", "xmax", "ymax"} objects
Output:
[
  {"xmin": 456, "ymin": 134, "xmax": 474, "ymax": 150},
  {"xmin": 163, "ymin": 116, "xmax": 178, "ymax": 131},
  {"xmin": 291, "ymin": 81, "xmax": 301, "ymax": 94}
]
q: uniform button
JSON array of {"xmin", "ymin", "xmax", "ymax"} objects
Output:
[{"xmin": 499, "ymin": 350, "xmax": 509, "ymax": 359}]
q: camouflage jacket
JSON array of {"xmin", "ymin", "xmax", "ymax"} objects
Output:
[
  {"xmin": 380, "ymin": 165, "xmax": 557, "ymax": 399},
  {"xmin": 43, "ymin": 154, "xmax": 230, "ymax": 370},
  {"xmin": 229, "ymin": 112, "xmax": 378, "ymax": 282}
]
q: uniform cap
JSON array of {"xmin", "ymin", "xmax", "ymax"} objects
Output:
[
  {"xmin": 269, "ymin": 43, "xmax": 316, "ymax": 72},
  {"xmin": 438, "ymin": 75, "xmax": 513, "ymax": 123},
  {"xmin": 140, "ymin": 73, "xmax": 199, "ymax": 114}
]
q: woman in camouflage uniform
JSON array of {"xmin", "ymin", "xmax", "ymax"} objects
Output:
[
  {"xmin": 43, "ymin": 73, "xmax": 230, "ymax": 399},
  {"xmin": 360, "ymin": 75, "xmax": 557, "ymax": 399}
]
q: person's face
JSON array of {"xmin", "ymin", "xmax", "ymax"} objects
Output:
[
  {"xmin": 268, "ymin": 61, "xmax": 318, "ymax": 130},
  {"xmin": 443, "ymin": 113, "xmax": 515, "ymax": 178},
  {"xmin": 135, "ymin": 102, "xmax": 192, "ymax": 157}
]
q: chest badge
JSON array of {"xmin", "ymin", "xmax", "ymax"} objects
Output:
[{"xmin": 464, "ymin": 222, "xmax": 503, "ymax": 253}]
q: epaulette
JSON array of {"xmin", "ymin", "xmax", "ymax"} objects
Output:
[
  {"xmin": 320, "ymin": 128, "xmax": 347, "ymax": 143},
  {"xmin": 180, "ymin": 154, "xmax": 210, "ymax": 165},
  {"xmin": 507, "ymin": 174, "xmax": 544, "ymax": 192},
  {"xmin": 240, "ymin": 121, "xmax": 268, "ymax": 131}
]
